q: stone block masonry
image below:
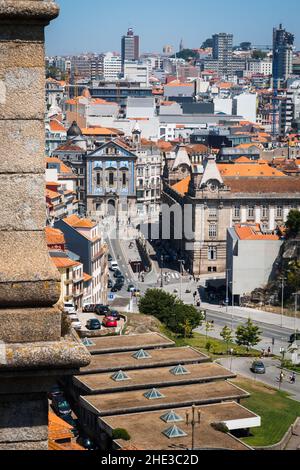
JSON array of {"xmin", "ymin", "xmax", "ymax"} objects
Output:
[{"xmin": 0, "ymin": 1, "xmax": 90, "ymax": 450}]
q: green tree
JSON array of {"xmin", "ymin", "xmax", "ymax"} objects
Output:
[
  {"xmin": 172, "ymin": 49, "xmax": 199, "ymax": 61},
  {"xmin": 286, "ymin": 209, "xmax": 300, "ymax": 238},
  {"xmin": 112, "ymin": 428, "xmax": 131, "ymax": 441},
  {"xmin": 201, "ymin": 38, "xmax": 213, "ymax": 49},
  {"xmin": 251, "ymin": 49, "xmax": 267, "ymax": 60},
  {"xmin": 139, "ymin": 289, "xmax": 203, "ymax": 337},
  {"xmin": 205, "ymin": 321, "xmax": 214, "ymax": 340},
  {"xmin": 220, "ymin": 325, "xmax": 233, "ymax": 352},
  {"xmin": 235, "ymin": 319, "xmax": 262, "ymax": 350}
]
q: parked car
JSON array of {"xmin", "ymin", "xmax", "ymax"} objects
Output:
[
  {"xmin": 108, "ymin": 253, "xmax": 113, "ymax": 262},
  {"xmin": 102, "ymin": 316, "xmax": 118, "ymax": 328},
  {"xmin": 289, "ymin": 333, "xmax": 300, "ymax": 343},
  {"xmin": 107, "ymin": 278, "xmax": 113, "ymax": 288},
  {"xmin": 95, "ymin": 304, "xmax": 110, "ymax": 315},
  {"xmin": 111, "ymin": 286, "xmax": 119, "ymax": 293},
  {"xmin": 71, "ymin": 320, "xmax": 82, "ymax": 331},
  {"xmin": 250, "ymin": 361, "xmax": 266, "ymax": 374},
  {"xmin": 110, "ymin": 261, "xmax": 119, "ymax": 271},
  {"xmin": 63, "ymin": 302, "xmax": 76, "ymax": 314},
  {"xmin": 105, "ymin": 309, "xmax": 120, "ymax": 320},
  {"xmin": 77, "ymin": 435, "xmax": 98, "ymax": 451},
  {"xmin": 86, "ymin": 319, "xmax": 101, "ymax": 330},
  {"xmin": 68, "ymin": 314, "xmax": 80, "ymax": 321},
  {"xmin": 83, "ymin": 304, "xmax": 95, "ymax": 313},
  {"xmin": 48, "ymin": 384, "xmax": 64, "ymax": 400},
  {"xmin": 52, "ymin": 396, "xmax": 71, "ymax": 417},
  {"xmin": 114, "ymin": 269, "xmax": 124, "ymax": 279}
]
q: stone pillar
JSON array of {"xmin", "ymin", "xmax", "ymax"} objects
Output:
[{"xmin": 0, "ymin": 1, "xmax": 90, "ymax": 450}]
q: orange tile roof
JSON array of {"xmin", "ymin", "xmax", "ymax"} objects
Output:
[
  {"xmin": 218, "ymin": 163, "xmax": 285, "ymax": 177},
  {"xmin": 235, "ymin": 156, "xmax": 251, "ymax": 163},
  {"xmin": 45, "ymin": 227, "xmax": 65, "ymax": 246},
  {"xmin": 49, "ymin": 120, "xmax": 66, "ymax": 133},
  {"xmin": 82, "ymin": 127, "xmax": 119, "ymax": 136},
  {"xmin": 46, "ymin": 157, "xmax": 74, "ymax": 175},
  {"xmin": 64, "ymin": 214, "xmax": 97, "ymax": 229},
  {"xmin": 83, "ymin": 272, "xmax": 93, "ymax": 282},
  {"xmin": 48, "ymin": 412, "xmax": 73, "ymax": 441},
  {"xmin": 46, "ymin": 188, "xmax": 60, "ymax": 200},
  {"xmin": 235, "ymin": 143, "xmax": 260, "ymax": 150},
  {"xmin": 172, "ymin": 175, "xmax": 191, "ymax": 195},
  {"xmin": 50, "ymin": 256, "xmax": 81, "ymax": 269},
  {"xmin": 234, "ymin": 224, "xmax": 280, "ymax": 241}
]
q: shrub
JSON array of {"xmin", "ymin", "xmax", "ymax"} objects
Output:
[{"xmin": 112, "ymin": 428, "xmax": 131, "ymax": 441}]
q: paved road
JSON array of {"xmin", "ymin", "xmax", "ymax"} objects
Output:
[{"xmin": 217, "ymin": 357, "xmax": 300, "ymax": 402}]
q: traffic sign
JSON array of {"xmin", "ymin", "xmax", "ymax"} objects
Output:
[{"xmin": 108, "ymin": 293, "xmax": 115, "ymax": 301}]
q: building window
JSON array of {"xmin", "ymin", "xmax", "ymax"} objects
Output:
[
  {"xmin": 276, "ymin": 206, "xmax": 283, "ymax": 218},
  {"xmin": 109, "ymin": 172, "xmax": 114, "ymax": 186},
  {"xmin": 96, "ymin": 173, "xmax": 101, "ymax": 186},
  {"xmin": 208, "ymin": 267, "xmax": 217, "ymax": 273},
  {"xmin": 261, "ymin": 205, "xmax": 268, "ymax": 218},
  {"xmin": 209, "ymin": 224, "xmax": 217, "ymax": 238},
  {"xmin": 208, "ymin": 246, "xmax": 217, "ymax": 261},
  {"xmin": 233, "ymin": 205, "xmax": 240, "ymax": 218},
  {"xmin": 247, "ymin": 205, "xmax": 255, "ymax": 219},
  {"xmin": 209, "ymin": 206, "xmax": 217, "ymax": 217},
  {"xmin": 122, "ymin": 173, "xmax": 127, "ymax": 187}
]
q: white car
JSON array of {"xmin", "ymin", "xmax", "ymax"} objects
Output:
[
  {"xmin": 110, "ymin": 261, "xmax": 119, "ymax": 271},
  {"xmin": 68, "ymin": 314, "xmax": 79, "ymax": 321},
  {"xmin": 71, "ymin": 320, "xmax": 82, "ymax": 331},
  {"xmin": 64, "ymin": 302, "xmax": 76, "ymax": 314}
]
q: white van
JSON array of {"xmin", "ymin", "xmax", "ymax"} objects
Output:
[
  {"xmin": 63, "ymin": 302, "xmax": 76, "ymax": 314},
  {"xmin": 110, "ymin": 261, "xmax": 119, "ymax": 271}
]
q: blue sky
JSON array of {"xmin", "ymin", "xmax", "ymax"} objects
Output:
[{"xmin": 46, "ymin": 0, "xmax": 300, "ymax": 56}]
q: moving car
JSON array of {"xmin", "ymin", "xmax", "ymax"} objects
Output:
[
  {"xmin": 250, "ymin": 361, "xmax": 266, "ymax": 374},
  {"xmin": 102, "ymin": 316, "xmax": 118, "ymax": 328},
  {"xmin": 105, "ymin": 309, "xmax": 120, "ymax": 320},
  {"xmin": 86, "ymin": 318, "xmax": 101, "ymax": 330},
  {"xmin": 127, "ymin": 284, "xmax": 135, "ymax": 292}
]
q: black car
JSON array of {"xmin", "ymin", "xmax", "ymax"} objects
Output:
[
  {"xmin": 48, "ymin": 384, "xmax": 64, "ymax": 400},
  {"xmin": 289, "ymin": 333, "xmax": 300, "ymax": 343},
  {"xmin": 108, "ymin": 253, "xmax": 113, "ymax": 262},
  {"xmin": 77, "ymin": 435, "xmax": 98, "ymax": 451},
  {"xmin": 86, "ymin": 318, "xmax": 101, "ymax": 330},
  {"xmin": 105, "ymin": 309, "xmax": 120, "ymax": 320},
  {"xmin": 113, "ymin": 283, "xmax": 123, "ymax": 291},
  {"xmin": 83, "ymin": 304, "xmax": 95, "ymax": 313},
  {"xmin": 94, "ymin": 304, "xmax": 110, "ymax": 315},
  {"xmin": 107, "ymin": 278, "xmax": 113, "ymax": 288},
  {"xmin": 114, "ymin": 270, "xmax": 124, "ymax": 279}
]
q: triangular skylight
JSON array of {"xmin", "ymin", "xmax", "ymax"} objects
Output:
[
  {"xmin": 169, "ymin": 364, "xmax": 190, "ymax": 376},
  {"xmin": 160, "ymin": 410, "xmax": 184, "ymax": 423},
  {"xmin": 144, "ymin": 388, "xmax": 165, "ymax": 400},
  {"xmin": 81, "ymin": 338, "xmax": 95, "ymax": 347},
  {"xmin": 163, "ymin": 425, "xmax": 188, "ymax": 439},
  {"xmin": 132, "ymin": 349, "xmax": 152, "ymax": 360},
  {"xmin": 111, "ymin": 370, "xmax": 131, "ymax": 382}
]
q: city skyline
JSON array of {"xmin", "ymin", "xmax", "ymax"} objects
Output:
[{"xmin": 45, "ymin": 0, "xmax": 300, "ymax": 56}]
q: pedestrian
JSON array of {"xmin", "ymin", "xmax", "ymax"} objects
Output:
[
  {"xmin": 279, "ymin": 371, "xmax": 284, "ymax": 383},
  {"xmin": 267, "ymin": 346, "xmax": 271, "ymax": 357},
  {"xmin": 290, "ymin": 372, "xmax": 296, "ymax": 384},
  {"xmin": 261, "ymin": 348, "xmax": 265, "ymax": 358}
]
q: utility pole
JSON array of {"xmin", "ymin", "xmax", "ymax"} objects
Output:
[
  {"xmin": 225, "ymin": 268, "xmax": 230, "ymax": 314},
  {"xmin": 293, "ymin": 292, "xmax": 298, "ymax": 335},
  {"xmin": 186, "ymin": 405, "xmax": 201, "ymax": 450}
]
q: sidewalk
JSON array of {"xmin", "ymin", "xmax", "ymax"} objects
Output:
[{"xmin": 201, "ymin": 302, "xmax": 300, "ymax": 331}]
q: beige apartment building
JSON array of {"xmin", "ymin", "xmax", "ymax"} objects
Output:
[{"xmin": 162, "ymin": 145, "xmax": 300, "ymax": 275}]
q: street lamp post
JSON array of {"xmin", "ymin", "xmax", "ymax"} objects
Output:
[
  {"xmin": 160, "ymin": 255, "xmax": 164, "ymax": 289},
  {"xmin": 225, "ymin": 269, "xmax": 230, "ymax": 314},
  {"xmin": 293, "ymin": 292, "xmax": 299, "ymax": 335},
  {"xmin": 186, "ymin": 405, "xmax": 201, "ymax": 450},
  {"xmin": 179, "ymin": 259, "xmax": 185, "ymax": 301},
  {"xmin": 279, "ymin": 276, "xmax": 286, "ymax": 328}
]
